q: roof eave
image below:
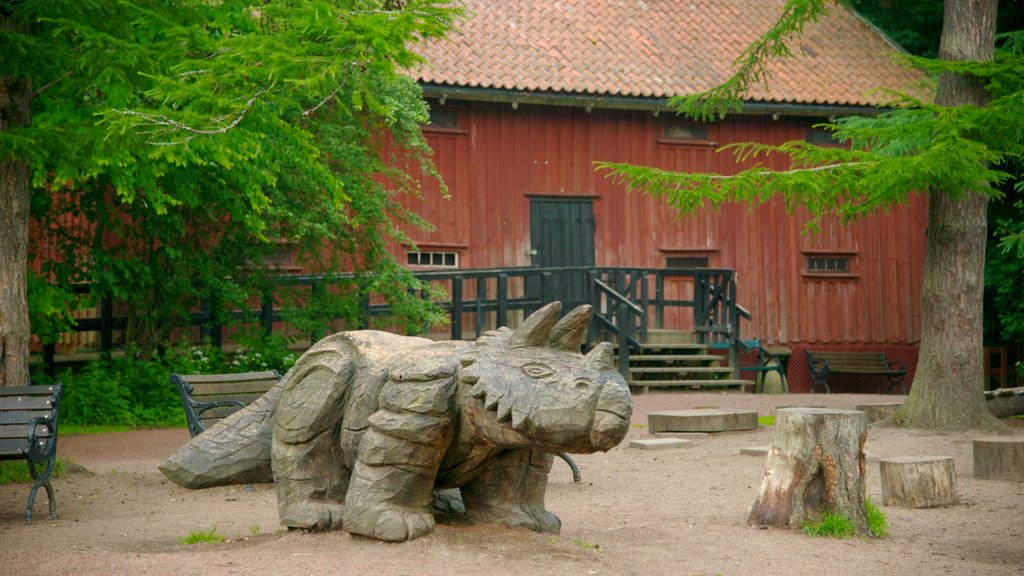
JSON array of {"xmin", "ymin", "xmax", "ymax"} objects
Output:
[{"xmin": 419, "ymin": 84, "xmax": 885, "ymax": 118}]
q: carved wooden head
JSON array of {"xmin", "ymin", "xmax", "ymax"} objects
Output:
[{"xmin": 459, "ymin": 302, "xmax": 633, "ymax": 453}]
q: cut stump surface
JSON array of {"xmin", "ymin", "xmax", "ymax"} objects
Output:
[{"xmin": 879, "ymin": 456, "xmax": 958, "ymax": 508}]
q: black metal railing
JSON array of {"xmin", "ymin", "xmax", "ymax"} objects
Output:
[{"xmin": 37, "ymin": 266, "xmax": 748, "ymax": 377}]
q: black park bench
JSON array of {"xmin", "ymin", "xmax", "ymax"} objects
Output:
[
  {"xmin": 1, "ymin": 384, "xmax": 63, "ymax": 524},
  {"xmin": 172, "ymin": 369, "xmax": 583, "ymax": 482},
  {"xmin": 172, "ymin": 370, "xmax": 283, "ymax": 438},
  {"xmin": 804, "ymin": 350, "xmax": 908, "ymax": 394}
]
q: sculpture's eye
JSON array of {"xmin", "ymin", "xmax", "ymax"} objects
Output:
[
  {"xmin": 574, "ymin": 379, "xmax": 592, "ymax": 390},
  {"xmin": 521, "ymin": 363, "xmax": 554, "ymax": 379}
]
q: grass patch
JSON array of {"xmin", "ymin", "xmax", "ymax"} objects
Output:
[
  {"xmin": 571, "ymin": 538, "xmax": 604, "ymax": 552},
  {"xmin": 866, "ymin": 498, "xmax": 888, "ymax": 537},
  {"xmin": 0, "ymin": 458, "xmax": 70, "ymax": 485},
  {"xmin": 803, "ymin": 511, "xmax": 857, "ymax": 538},
  {"xmin": 802, "ymin": 498, "xmax": 889, "ymax": 538},
  {"xmin": 758, "ymin": 415, "xmax": 775, "ymax": 427},
  {"xmin": 179, "ymin": 526, "xmax": 226, "ymax": 545}
]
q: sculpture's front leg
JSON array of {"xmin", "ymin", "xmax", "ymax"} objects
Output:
[
  {"xmin": 460, "ymin": 449, "xmax": 560, "ymax": 533},
  {"xmin": 343, "ymin": 378, "xmax": 456, "ymax": 541}
]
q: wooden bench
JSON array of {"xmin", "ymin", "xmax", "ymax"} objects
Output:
[
  {"xmin": 805, "ymin": 350, "xmax": 908, "ymax": 394},
  {"xmin": 172, "ymin": 371, "xmax": 283, "ymax": 438},
  {"xmin": 0, "ymin": 384, "xmax": 62, "ymax": 524},
  {"xmin": 172, "ymin": 370, "xmax": 583, "ymax": 482}
]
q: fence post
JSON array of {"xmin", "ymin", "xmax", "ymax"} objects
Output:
[
  {"xmin": 310, "ymin": 283, "xmax": 322, "ymax": 343},
  {"xmin": 100, "ymin": 297, "xmax": 113, "ymax": 359},
  {"xmin": 43, "ymin": 344, "xmax": 55, "ymax": 376},
  {"xmin": 617, "ymin": 301, "xmax": 632, "ymax": 380},
  {"xmin": 475, "ymin": 276, "xmax": 487, "ymax": 338},
  {"xmin": 451, "ymin": 276, "xmax": 463, "ymax": 340},
  {"xmin": 261, "ymin": 291, "xmax": 274, "ymax": 337},
  {"xmin": 496, "ymin": 274, "xmax": 508, "ymax": 328},
  {"xmin": 655, "ymin": 271, "xmax": 665, "ymax": 329}
]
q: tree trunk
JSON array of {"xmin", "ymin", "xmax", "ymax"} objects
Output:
[
  {"xmin": 0, "ymin": 74, "xmax": 32, "ymax": 388},
  {"xmin": 887, "ymin": 0, "xmax": 1002, "ymax": 431},
  {"xmin": 746, "ymin": 408, "xmax": 869, "ymax": 533}
]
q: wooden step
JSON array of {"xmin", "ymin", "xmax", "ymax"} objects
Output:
[
  {"xmin": 643, "ymin": 329, "xmax": 695, "ymax": 345},
  {"xmin": 634, "ymin": 342, "xmax": 708, "ymax": 352},
  {"xmin": 629, "ymin": 366, "xmax": 734, "ymax": 375},
  {"xmin": 628, "ymin": 379, "xmax": 753, "ymax": 390},
  {"xmin": 628, "ymin": 354, "xmax": 722, "ymax": 363}
]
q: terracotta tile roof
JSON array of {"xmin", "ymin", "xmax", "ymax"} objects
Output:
[{"xmin": 411, "ymin": 0, "xmax": 928, "ymax": 107}]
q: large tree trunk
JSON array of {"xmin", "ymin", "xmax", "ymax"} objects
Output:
[
  {"xmin": 0, "ymin": 75, "xmax": 32, "ymax": 388},
  {"xmin": 887, "ymin": 0, "xmax": 1002, "ymax": 430}
]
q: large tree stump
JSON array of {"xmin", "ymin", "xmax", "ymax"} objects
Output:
[
  {"xmin": 973, "ymin": 437, "xmax": 1024, "ymax": 480},
  {"xmin": 879, "ymin": 457, "xmax": 958, "ymax": 508},
  {"xmin": 746, "ymin": 408, "xmax": 868, "ymax": 532}
]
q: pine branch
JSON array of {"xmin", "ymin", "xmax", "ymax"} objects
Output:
[{"xmin": 114, "ymin": 87, "xmax": 269, "ymax": 145}]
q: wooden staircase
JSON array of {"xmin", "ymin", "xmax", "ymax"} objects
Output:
[{"xmin": 620, "ymin": 329, "xmax": 754, "ymax": 393}]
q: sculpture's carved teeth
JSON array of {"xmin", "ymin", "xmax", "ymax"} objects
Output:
[
  {"xmin": 483, "ymin": 393, "xmax": 502, "ymax": 411},
  {"xmin": 511, "ymin": 409, "xmax": 529, "ymax": 431},
  {"xmin": 495, "ymin": 401, "xmax": 513, "ymax": 422},
  {"xmin": 468, "ymin": 380, "xmax": 486, "ymax": 398}
]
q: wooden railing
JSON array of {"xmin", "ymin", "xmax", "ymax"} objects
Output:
[{"xmin": 36, "ymin": 266, "xmax": 748, "ymax": 376}]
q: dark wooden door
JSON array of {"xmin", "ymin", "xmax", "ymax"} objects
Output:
[{"xmin": 528, "ymin": 198, "xmax": 596, "ymax": 308}]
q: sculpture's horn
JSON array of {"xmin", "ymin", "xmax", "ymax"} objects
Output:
[
  {"xmin": 583, "ymin": 342, "xmax": 614, "ymax": 370},
  {"xmin": 548, "ymin": 304, "xmax": 593, "ymax": 352},
  {"xmin": 509, "ymin": 302, "xmax": 563, "ymax": 348}
]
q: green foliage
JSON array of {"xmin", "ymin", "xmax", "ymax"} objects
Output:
[
  {"xmin": 229, "ymin": 331, "xmax": 298, "ymax": 372},
  {"xmin": 0, "ymin": 458, "xmax": 68, "ymax": 486},
  {"xmin": 7, "ymin": 1, "xmax": 462, "ymax": 358},
  {"xmin": 758, "ymin": 415, "xmax": 776, "ymax": 426},
  {"xmin": 985, "ymin": 192, "xmax": 1024, "ymax": 344},
  {"xmin": 850, "ymin": 0, "xmax": 944, "ymax": 58},
  {"xmin": 801, "ymin": 498, "xmax": 888, "ymax": 538},
  {"xmin": 52, "ymin": 354, "xmax": 183, "ymax": 427},
  {"xmin": 866, "ymin": 497, "xmax": 889, "ymax": 538},
  {"xmin": 46, "ymin": 331, "xmax": 302, "ymax": 427},
  {"xmin": 802, "ymin": 511, "xmax": 857, "ymax": 538},
  {"xmin": 179, "ymin": 527, "xmax": 225, "ymax": 545}
]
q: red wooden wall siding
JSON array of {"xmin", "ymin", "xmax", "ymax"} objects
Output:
[{"xmin": 400, "ymin": 101, "xmax": 927, "ymax": 347}]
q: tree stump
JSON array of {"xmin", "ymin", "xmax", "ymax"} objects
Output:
[
  {"xmin": 879, "ymin": 457, "xmax": 958, "ymax": 508},
  {"xmin": 746, "ymin": 408, "xmax": 868, "ymax": 532},
  {"xmin": 973, "ymin": 437, "xmax": 1024, "ymax": 480}
]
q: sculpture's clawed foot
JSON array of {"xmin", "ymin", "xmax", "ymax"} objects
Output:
[
  {"xmin": 467, "ymin": 503, "xmax": 561, "ymax": 533},
  {"xmin": 344, "ymin": 505, "xmax": 436, "ymax": 542},
  {"xmin": 280, "ymin": 502, "xmax": 345, "ymax": 532}
]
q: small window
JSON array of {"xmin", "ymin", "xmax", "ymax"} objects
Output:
[
  {"xmin": 807, "ymin": 256, "xmax": 850, "ymax": 273},
  {"xmin": 666, "ymin": 255, "xmax": 710, "ymax": 268},
  {"xmin": 407, "ymin": 250, "xmax": 458, "ymax": 268},
  {"xmin": 806, "ymin": 127, "xmax": 841, "ymax": 146},
  {"xmin": 426, "ymin": 107, "xmax": 458, "ymax": 129},
  {"xmin": 663, "ymin": 121, "xmax": 709, "ymax": 141}
]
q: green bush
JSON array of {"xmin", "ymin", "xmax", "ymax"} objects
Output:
[
  {"xmin": 42, "ymin": 333, "xmax": 300, "ymax": 428},
  {"xmin": 53, "ymin": 354, "xmax": 182, "ymax": 427}
]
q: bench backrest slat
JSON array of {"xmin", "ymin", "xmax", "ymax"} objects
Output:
[
  {"xmin": 808, "ymin": 352, "xmax": 892, "ymax": 370},
  {"xmin": 0, "ymin": 423, "xmax": 53, "ymax": 439},
  {"xmin": 0, "ymin": 397, "xmax": 57, "ymax": 411},
  {"xmin": 188, "ymin": 380, "xmax": 279, "ymax": 397},
  {"xmin": 0, "ymin": 411, "xmax": 54, "ymax": 425},
  {"xmin": 173, "ymin": 370, "xmax": 282, "ymax": 437}
]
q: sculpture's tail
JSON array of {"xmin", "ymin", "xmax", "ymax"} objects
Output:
[{"xmin": 159, "ymin": 383, "xmax": 282, "ymax": 489}]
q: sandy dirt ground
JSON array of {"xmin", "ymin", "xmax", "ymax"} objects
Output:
[{"xmin": 2, "ymin": 391, "xmax": 1023, "ymax": 576}]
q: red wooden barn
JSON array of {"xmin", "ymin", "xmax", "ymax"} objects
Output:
[{"xmin": 395, "ymin": 0, "xmax": 930, "ymax": 393}]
